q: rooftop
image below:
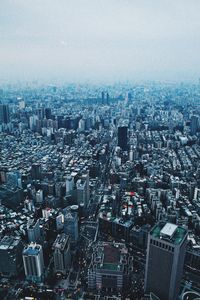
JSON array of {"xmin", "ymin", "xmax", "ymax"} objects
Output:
[
  {"xmin": 151, "ymin": 222, "xmax": 187, "ymax": 245},
  {"xmin": 23, "ymin": 243, "xmax": 42, "ymax": 256}
]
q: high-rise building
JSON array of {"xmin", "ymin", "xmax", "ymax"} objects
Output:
[
  {"xmin": 101, "ymin": 91, "xmax": 105, "ymax": 105},
  {"xmin": 52, "ymin": 233, "xmax": 71, "ymax": 275},
  {"xmin": 31, "ymin": 163, "xmax": 41, "ymax": 180},
  {"xmin": 36, "ymin": 189, "xmax": 43, "ymax": 204},
  {"xmin": 76, "ymin": 172, "xmax": 90, "ymax": 207},
  {"xmin": 66, "ymin": 174, "xmax": 74, "ymax": 196},
  {"xmin": 106, "ymin": 92, "xmax": 109, "ymax": 105},
  {"xmin": 144, "ymin": 222, "xmax": 188, "ymax": 300},
  {"xmin": 0, "ymin": 104, "xmax": 10, "ymax": 124},
  {"xmin": 0, "ymin": 236, "xmax": 23, "ymax": 277},
  {"xmin": 190, "ymin": 115, "xmax": 199, "ymax": 135},
  {"xmin": 6, "ymin": 170, "xmax": 22, "ymax": 189},
  {"xmin": 23, "ymin": 243, "xmax": 44, "ymax": 283},
  {"xmin": 64, "ymin": 205, "xmax": 79, "ymax": 242},
  {"xmin": 27, "ymin": 219, "xmax": 41, "ymax": 243},
  {"xmin": 118, "ymin": 126, "xmax": 128, "ymax": 151},
  {"xmin": 45, "ymin": 107, "xmax": 51, "ymax": 119}
]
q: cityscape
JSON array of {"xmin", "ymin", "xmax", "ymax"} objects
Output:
[
  {"xmin": 1, "ymin": 1, "xmax": 200, "ymax": 300},
  {"xmin": 0, "ymin": 82, "xmax": 200, "ymax": 300}
]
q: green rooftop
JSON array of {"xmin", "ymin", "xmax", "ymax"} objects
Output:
[
  {"xmin": 151, "ymin": 222, "xmax": 187, "ymax": 245},
  {"xmin": 97, "ymin": 263, "xmax": 120, "ymax": 271}
]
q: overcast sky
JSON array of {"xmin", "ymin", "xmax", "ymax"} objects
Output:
[{"xmin": 0, "ymin": 0, "xmax": 200, "ymax": 83}]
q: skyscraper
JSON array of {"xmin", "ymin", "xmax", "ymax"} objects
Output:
[
  {"xmin": 0, "ymin": 104, "xmax": 10, "ymax": 124},
  {"xmin": 101, "ymin": 91, "xmax": 105, "ymax": 105},
  {"xmin": 23, "ymin": 243, "xmax": 44, "ymax": 283},
  {"xmin": 64, "ymin": 205, "xmax": 79, "ymax": 242},
  {"xmin": 66, "ymin": 174, "xmax": 74, "ymax": 196},
  {"xmin": 0, "ymin": 236, "xmax": 23, "ymax": 277},
  {"xmin": 144, "ymin": 222, "xmax": 188, "ymax": 300},
  {"xmin": 52, "ymin": 233, "xmax": 71, "ymax": 275},
  {"xmin": 118, "ymin": 126, "xmax": 128, "ymax": 151},
  {"xmin": 76, "ymin": 172, "xmax": 90, "ymax": 207},
  {"xmin": 27, "ymin": 219, "xmax": 41, "ymax": 243},
  {"xmin": 190, "ymin": 115, "xmax": 199, "ymax": 135}
]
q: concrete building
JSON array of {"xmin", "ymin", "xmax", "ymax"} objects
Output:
[
  {"xmin": 88, "ymin": 242, "xmax": 132, "ymax": 292},
  {"xmin": 52, "ymin": 233, "xmax": 71, "ymax": 275},
  {"xmin": 76, "ymin": 172, "xmax": 90, "ymax": 207},
  {"xmin": 0, "ymin": 236, "xmax": 23, "ymax": 277},
  {"xmin": 145, "ymin": 222, "xmax": 188, "ymax": 300},
  {"xmin": 27, "ymin": 219, "xmax": 41, "ymax": 243},
  {"xmin": 23, "ymin": 243, "xmax": 44, "ymax": 283},
  {"xmin": 64, "ymin": 205, "xmax": 79, "ymax": 242}
]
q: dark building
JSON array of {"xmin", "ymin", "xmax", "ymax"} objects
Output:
[
  {"xmin": 101, "ymin": 91, "xmax": 105, "ymax": 105},
  {"xmin": 31, "ymin": 164, "xmax": 41, "ymax": 180},
  {"xmin": 0, "ymin": 236, "xmax": 23, "ymax": 277},
  {"xmin": 118, "ymin": 126, "xmax": 128, "ymax": 151},
  {"xmin": 45, "ymin": 108, "xmax": 52, "ymax": 119},
  {"xmin": 144, "ymin": 222, "xmax": 188, "ymax": 300},
  {"xmin": 106, "ymin": 92, "xmax": 109, "ymax": 105},
  {"xmin": 0, "ymin": 104, "xmax": 10, "ymax": 124},
  {"xmin": 190, "ymin": 115, "xmax": 199, "ymax": 135},
  {"xmin": 52, "ymin": 233, "xmax": 71, "ymax": 275}
]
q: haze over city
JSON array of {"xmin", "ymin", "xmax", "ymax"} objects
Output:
[{"xmin": 1, "ymin": 0, "xmax": 200, "ymax": 83}]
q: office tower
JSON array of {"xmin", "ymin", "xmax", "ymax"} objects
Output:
[
  {"xmin": 27, "ymin": 219, "xmax": 41, "ymax": 243},
  {"xmin": 88, "ymin": 242, "xmax": 132, "ymax": 291},
  {"xmin": 106, "ymin": 92, "xmax": 109, "ymax": 105},
  {"xmin": 31, "ymin": 163, "xmax": 41, "ymax": 180},
  {"xmin": 37, "ymin": 108, "xmax": 45, "ymax": 120},
  {"xmin": 78, "ymin": 118, "xmax": 85, "ymax": 132},
  {"xmin": 66, "ymin": 174, "xmax": 74, "ymax": 196},
  {"xmin": 190, "ymin": 115, "xmax": 199, "ymax": 135},
  {"xmin": 45, "ymin": 107, "xmax": 51, "ymax": 119},
  {"xmin": 118, "ymin": 126, "xmax": 128, "ymax": 151},
  {"xmin": 6, "ymin": 170, "xmax": 22, "ymax": 189},
  {"xmin": 0, "ymin": 104, "xmax": 10, "ymax": 124},
  {"xmin": 36, "ymin": 189, "xmax": 43, "ymax": 204},
  {"xmin": 76, "ymin": 172, "xmax": 90, "ymax": 207},
  {"xmin": 0, "ymin": 236, "xmax": 23, "ymax": 277},
  {"xmin": 145, "ymin": 222, "xmax": 188, "ymax": 300},
  {"xmin": 64, "ymin": 205, "xmax": 79, "ymax": 242},
  {"xmin": 23, "ymin": 243, "xmax": 44, "ymax": 283},
  {"xmin": 101, "ymin": 91, "xmax": 105, "ymax": 105},
  {"xmin": 52, "ymin": 233, "xmax": 71, "ymax": 275}
]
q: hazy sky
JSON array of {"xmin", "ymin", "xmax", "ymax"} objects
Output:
[{"xmin": 0, "ymin": 0, "xmax": 200, "ymax": 83}]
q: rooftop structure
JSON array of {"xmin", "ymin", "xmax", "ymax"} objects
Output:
[{"xmin": 151, "ymin": 222, "xmax": 187, "ymax": 245}]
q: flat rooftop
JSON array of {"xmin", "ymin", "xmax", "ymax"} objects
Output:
[{"xmin": 151, "ymin": 222, "xmax": 187, "ymax": 245}]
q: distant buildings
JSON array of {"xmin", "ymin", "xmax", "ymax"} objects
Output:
[
  {"xmin": 23, "ymin": 243, "xmax": 44, "ymax": 283},
  {"xmin": 0, "ymin": 104, "xmax": 10, "ymax": 124},
  {"xmin": 0, "ymin": 236, "xmax": 23, "ymax": 277},
  {"xmin": 52, "ymin": 233, "xmax": 71, "ymax": 275},
  {"xmin": 88, "ymin": 242, "xmax": 132, "ymax": 292},
  {"xmin": 145, "ymin": 222, "xmax": 188, "ymax": 300}
]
